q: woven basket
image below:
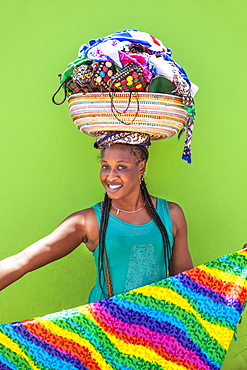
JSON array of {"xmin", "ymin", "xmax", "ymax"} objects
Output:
[{"xmin": 68, "ymin": 92, "xmax": 190, "ymax": 140}]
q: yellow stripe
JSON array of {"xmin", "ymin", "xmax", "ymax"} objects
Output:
[
  {"xmin": 198, "ymin": 265, "xmax": 247, "ymax": 288},
  {"xmin": 237, "ymin": 250, "xmax": 247, "ymax": 257},
  {"xmin": 106, "ymin": 332, "xmax": 187, "ymax": 370},
  {"xmin": 77, "ymin": 307, "xmax": 187, "ymax": 370},
  {"xmin": 134, "ymin": 285, "xmax": 233, "ymax": 349},
  {"xmin": 39, "ymin": 318, "xmax": 112, "ymax": 370},
  {"xmin": 0, "ymin": 331, "xmax": 40, "ymax": 370},
  {"xmin": 76, "ymin": 304, "xmax": 94, "ymax": 317}
]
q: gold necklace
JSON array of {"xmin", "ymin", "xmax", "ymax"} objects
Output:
[{"xmin": 111, "ymin": 201, "xmax": 146, "ymax": 215}]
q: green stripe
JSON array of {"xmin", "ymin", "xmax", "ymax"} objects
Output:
[
  {"xmin": 206, "ymin": 254, "xmax": 247, "ymax": 275},
  {"xmin": 50, "ymin": 312, "xmax": 164, "ymax": 370},
  {"xmin": 0, "ymin": 342, "xmax": 30, "ymax": 370},
  {"xmin": 122, "ymin": 292, "xmax": 226, "ymax": 363}
]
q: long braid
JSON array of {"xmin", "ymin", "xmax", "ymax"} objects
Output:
[
  {"xmin": 140, "ymin": 179, "xmax": 171, "ymax": 272},
  {"xmin": 98, "ymin": 192, "xmax": 111, "ymax": 298},
  {"xmin": 97, "ymin": 143, "xmax": 171, "ymax": 298}
]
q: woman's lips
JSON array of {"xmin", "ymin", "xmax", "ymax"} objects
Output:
[{"xmin": 107, "ymin": 184, "xmax": 122, "ymax": 192}]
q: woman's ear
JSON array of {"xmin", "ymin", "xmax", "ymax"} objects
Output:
[
  {"xmin": 139, "ymin": 161, "xmax": 146, "ymax": 184},
  {"xmin": 139, "ymin": 160, "xmax": 146, "ymax": 174}
]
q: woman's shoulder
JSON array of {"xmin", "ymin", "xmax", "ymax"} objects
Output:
[
  {"xmin": 63, "ymin": 206, "xmax": 99, "ymax": 235},
  {"xmin": 153, "ymin": 196, "xmax": 185, "ymax": 223},
  {"xmin": 66, "ymin": 206, "xmax": 99, "ymax": 251},
  {"xmin": 167, "ymin": 201, "xmax": 184, "ymax": 213}
]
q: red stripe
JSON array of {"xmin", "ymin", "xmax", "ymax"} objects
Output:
[
  {"xmin": 90, "ymin": 304, "xmax": 210, "ymax": 370},
  {"xmin": 185, "ymin": 268, "xmax": 247, "ymax": 305},
  {"xmin": 150, "ymin": 34, "xmax": 166, "ymax": 52},
  {"xmin": 22, "ymin": 320, "xmax": 102, "ymax": 370}
]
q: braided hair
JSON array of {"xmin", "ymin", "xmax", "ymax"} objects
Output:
[{"xmin": 98, "ymin": 144, "xmax": 171, "ymax": 298}]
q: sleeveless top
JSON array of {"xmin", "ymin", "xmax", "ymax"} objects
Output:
[{"xmin": 88, "ymin": 197, "xmax": 174, "ymax": 303}]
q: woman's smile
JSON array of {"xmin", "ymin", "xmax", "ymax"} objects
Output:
[
  {"xmin": 100, "ymin": 144, "xmax": 145, "ymax": 201},
  {"xmin": 107, "ymin": 183, "xmax": 122, "ymax": 192}
]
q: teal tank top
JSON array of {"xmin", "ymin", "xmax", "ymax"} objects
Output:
[{"xmin": 88, "ymin": 197, "xmax": 174, "ymax": 303}]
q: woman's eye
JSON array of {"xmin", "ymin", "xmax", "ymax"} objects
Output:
[
  {"xmin": 118, "ymin": 165, "xmax": 126, "ymax": 170},
  {"xmin": 101, "ymin": 165, "xmax": 109, "ymax": 170}
]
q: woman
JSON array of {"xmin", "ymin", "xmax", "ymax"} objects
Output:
[
  {"xmin": 0, "ymin": 29, "xmax": 195, "ymax": 301},
  {"xmin": 0, "ymin": 139, "xmax": 192, "ymax": 302}
]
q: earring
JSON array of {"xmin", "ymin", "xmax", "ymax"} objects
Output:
[{"xmin": 139, "ymin": 170, "xmax": 146, "ymax": 184}]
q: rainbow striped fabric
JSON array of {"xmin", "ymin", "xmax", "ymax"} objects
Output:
[{"xmin": 1, "ymin": 249, "xmax": 247, "ymax": 370}]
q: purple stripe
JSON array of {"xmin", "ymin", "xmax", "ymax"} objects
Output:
[
  {"xmin": 0, "ymin": 363, "xmax": 13, "ymax": 370},
  {"xmin": 12, "ymin": 323, "xmax": 86, "ymax": 370},
  {"xmin": 176, "ymin": 274, "xmax": 243, "ymax": 312},
  {"xmin": 98, "ymin": 300, "xmax": 220, "ymax": 370}
]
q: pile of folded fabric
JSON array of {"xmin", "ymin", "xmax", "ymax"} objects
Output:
[{"xmin": 53, "ymin": 29, "xmax": 199, "ymax": 163}]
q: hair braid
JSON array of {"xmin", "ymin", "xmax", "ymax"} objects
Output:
[
  {"xmin": 98, "ymin": 192, "xmax": 112, "ymax": 298},
  {"xmin": 97, "ymin": 144, "xmax": 171, "ymax": 298},
  {"xmin": 140, "ymin": 179, "xmax": 171, "ymax": 269}
]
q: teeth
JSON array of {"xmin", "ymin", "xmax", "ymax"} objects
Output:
[{"xmin": 108, "ymin": 184, "xmax": 121, "ymax": 189}]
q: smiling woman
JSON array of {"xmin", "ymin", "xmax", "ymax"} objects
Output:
[
  {"xmin": 90, "ymin": 142, "xmax": 193, "ymax": 302},
  {"xmin": 0, "ymin": 29, "xmax": 195, "ymax": 304},
  {"xmin": 0, "ymin": 141, "xmax": 192, "ymax": 302}
]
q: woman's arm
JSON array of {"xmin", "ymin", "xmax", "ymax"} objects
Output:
[
  {"xmin": 0, "ymin": 209, "xmax": 94, "ymax": 291},
  {"xmin": 168, "ymin": 202, "xmax": 193, "ymax": 275}
]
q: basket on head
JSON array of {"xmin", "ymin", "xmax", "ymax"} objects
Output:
[
  {"xmin": 53, "ymin": 29, "xmax": 198, "ymax": 163},
  {"xmin": 68, "ymin": 92, "xmax": 190, "ymax": 140}
]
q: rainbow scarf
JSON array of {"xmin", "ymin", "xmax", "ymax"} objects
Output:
[{"xmin": 1, "ymin": 249, "xmax": 247, "ymax": 370}]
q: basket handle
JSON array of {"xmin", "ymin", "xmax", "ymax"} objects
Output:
[{"xmin": 52, "ymin": 78, "xmax": 68, "ymax": 105}]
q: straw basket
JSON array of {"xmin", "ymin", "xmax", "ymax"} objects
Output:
[{"xmin": 68, "ymin": 92, "xmax": 190, "ymax": 140}]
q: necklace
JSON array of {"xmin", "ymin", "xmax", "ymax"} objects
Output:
[{"xmin": 112, "ymin": 201, "xmax": 146, "ymax": 215}]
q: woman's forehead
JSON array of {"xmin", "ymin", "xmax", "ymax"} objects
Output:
[{"xmin": 101, "ymin": 144, "xmax": 135, "ymax": 161}]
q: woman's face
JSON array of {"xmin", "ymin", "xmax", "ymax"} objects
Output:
[{"xmin": 100, "ymin": 144, "xmax": 146, "ymax": 201}]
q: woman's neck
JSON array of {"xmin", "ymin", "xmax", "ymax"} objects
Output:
[{"xmin": 111, "ymin": 192, "xmax": 145, "ymax": 212}]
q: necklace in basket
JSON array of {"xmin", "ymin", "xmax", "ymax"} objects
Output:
[{"xmin": 112, "ymin": 201, "xmax": 146, "ymax": 215}]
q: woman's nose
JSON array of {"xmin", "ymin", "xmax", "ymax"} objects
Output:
[{"xmin": 107, "ymin": 168, "xmax": 118, "ymax": 180}]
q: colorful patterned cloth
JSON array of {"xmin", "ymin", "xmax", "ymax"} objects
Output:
[
  {"xmin": 52, "ymin": 29, "xmax": 198, "ymax": 164},
  {"xmin": 60, "ymin": 29, "xmax": 198, "ymax": 97},
  {"xmin": 1, "ymin": 249, "xmax": 247, "ymax": 370}
]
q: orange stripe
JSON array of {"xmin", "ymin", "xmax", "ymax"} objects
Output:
[
  {"xmin": 22, "ymin": 320, "xmax": 102, "ymax": 370},
  {"xmin": 185, "ymin": 268, "xmax": 247, "ymax": 305}
]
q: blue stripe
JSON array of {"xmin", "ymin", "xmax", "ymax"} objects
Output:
[
  {"xmin": 168, "ymin": 276, "xmax": 241, "ymax": 327},
  {"xmin": 112, "ymin": 295, "xmax": 187, "ymax": 332},
  {"xmin": 99, "ymin": 299, "xmax": 222, "ymax": 369},
  {"xmin": 3, "ymin": 323, "xmax": 84, "ymax": 370},
  {"xmin": 210, "ymin": 255, "xmax": 247, "ymax": 274},
  {"xmin": 0, "ymin": 354, "xmax": 16, "ymax": 370},
  {"xmin": 206, "ymin": 253, "xmax": 247, "ymax": 272},
  {"xmin": 175, "ymin": 273, "xmax": 243, "ymax": 312}
]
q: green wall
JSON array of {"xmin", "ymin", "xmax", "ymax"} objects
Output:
[{"xmin": 0, "ymin": 1, "xmax": 247, "ymax": 368}]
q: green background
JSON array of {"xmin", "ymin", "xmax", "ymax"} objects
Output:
[{"xmin": 0, "ymin": 0, "xmax": 247, "ymax": 368}]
